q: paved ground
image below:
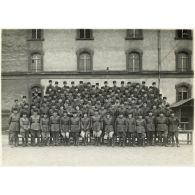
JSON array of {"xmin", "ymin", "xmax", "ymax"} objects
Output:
[{"xmin": 1, "ymin": 134, "xmax": 194, "ymax": 166}]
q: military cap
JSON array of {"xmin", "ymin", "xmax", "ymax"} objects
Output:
[
  {"xmin": 166, "ymin": 104, "xmax": 170, "ymax": 107},
  {"xmin": 12, "ymin": 108, "xmax": 18, "ymax": 111},
  {"xmin": 163, "ymin": 97, "xmax": 167, "ymax": 100},
  {"xmin": 113, "ymin": 81, "xmax": 116, "ymax": 84},
  {"xmin": 159, "ymin": 94, "xmax": 162, "ymax": 97},
  {"xmin": 121, "ymin": 81, "xmax": 124, "ymax": 84},
  {"xmin": 49, "ymin": 80, "xmax": 52, "ymax": 83},
  {"xmin": 55, "ymin": 81, "xmax": 58, "ymax": 84},
  {"xmin": 71, "ymin": 81, "xmax": 74, "ymax": 84},
  {"xmin": 127, "ymin": 81, "xmax": 131, "ymax": 84},
  {"xmin": 33, "ymin": 109, "xmax": 38, "ymax": 113},
  {"xmin": 142, "ymin": 81, "xmax": 146, "ymax": 84},
  {"xmin": 14, "ymin": 99, "xmax": 18, "ymax": 102},
  {"xmin": 22, "ymin": 96, "xmax": 26, "ymax": 98},
  {"xmin": 96, "ymin": 83, "xmax": 99, "ymax": 85},
  {"xmin": 24, "ymin": 103, "xmax": 29, "ymax": 106},
  {"xmin": 104, "ymin": 81, "xmax": 108, "ymax": 84},
  {"xmin": 152, "ymin": 82, "xmax": 156, "ymax": 85},
  {"xmin": 87, "ymin": 82, "xmax": 91, "ymax": 85},
  {"xmin": 63, "ymin": 81, "xmax": 67, "ymax": 84},
  {"xmin": 92, "ymin": 85, "xmax": 95, "ymax": 88},
  {"xmin": 44, "ymin": 95, "xmax": 48, "ymax": 98}
]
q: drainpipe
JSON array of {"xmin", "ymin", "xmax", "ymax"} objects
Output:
[{"xmin": 157, "ymin": 30, "xmax": 161, "ymax": 89}]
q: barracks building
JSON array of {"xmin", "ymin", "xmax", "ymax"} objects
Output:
[{"xmin": 1, "ymin": 29, "xmax": 194, "ymax": 130}]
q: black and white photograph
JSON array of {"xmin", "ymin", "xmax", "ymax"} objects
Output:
[{"xmin": 1, "ymin": 29, "xmax": 194, "ymax": 166}]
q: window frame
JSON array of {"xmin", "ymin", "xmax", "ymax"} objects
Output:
[
  {"xmin": 126, "ymin": 49, "xmax": 143, "ymax": 72},
  {"xmin": 175, "ymin": 82, "xmax": 192, "ymax": 102},
  {"xmin": 28, "ymin": 51, "xmax": 44, "ymax": 72},
  {"xmin": 175, "ymin": 29, "xmax": 192, "ymax": 40},
  {"xmin": 30, "ymin": 29, "xmax": 44, "ymax": 41},
  {"xmin": 76, "ymin": 29, "xmax": 94, "ymax": 40},
  {"xmin": 125, "ymin": 29, "xmax": 143, "ymax": 40}
]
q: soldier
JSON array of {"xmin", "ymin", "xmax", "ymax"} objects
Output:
[
  {"xmin": 168, "ymin": 112, "xmax": 180, "ymax": 147},
  {"xmin": 40, "ymin": 102, "xmax": 49, "ymax": 117},
  {"xmin": 103, "ymin": 112, "xmax": 114, "ymax": 146},
  {"xmin": 91, "ymin": 110, "xmax": 102, "ymax": 145},
  {"xmin": 156, "ymin": 112, "xmax": 169, "ymax": 146},
  {"xmin": 11, "ymin": 99, "xmax": 21, "ymax": 113},
  {"xmin": 8, "ymin": 108, "xmax": 20, "ymax": 147},
  {"xmin": 126, "ymin": 113, "xmax": 136, "ymax": 146},
  {"xmin": 20, "ymin": 96, "xmax": 28, "ymax": 109},
  {"xmin": 151, "ymin": 82, "xmax": 159, "ymax": 96},
  {"xmin": 20, "ymin": 103, "xmax": 30, "ymax": 117},
  {"xmin": 40, "ymin": 113, "xmax": 50, "ymax": 146},
  {"xmin": 46, "ymin": 80, "xmax": 54, "ymax": 94},
  {"xmin": 30, "ymin": 109, "xmax": 41, "ymax": 146},
  {"xmin": 80, "ymin": 113, "xmax": 91, "ymax": 145},
  {"xmin": 60, "ymin": 112, "xmax": 70, "ymax": 145},
  {"xmin": 50, "ymin": 110, "xmax": 60, "ymax": 146},
  {"xmin": 20, "ymin": 112, "xmax": 30, "ymax": 146},
  {"xmin": 135, "ymin": 115, "xmax": 146, "ymax": 146},
  {"xmin": 115, "ymin": 113, "xmax": 127, "ymax": 147},
  {"xmin": 145, "ymin": 111, "xmax": 155, "ymax": 146},
  {"xmin": 70, "ymin": 112, "xmax": 80, "ymax": 146}
]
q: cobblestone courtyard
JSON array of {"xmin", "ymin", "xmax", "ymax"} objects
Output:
[{"xmin": 1, "ymin": 134, "xmax": 193, "ymax": 166}]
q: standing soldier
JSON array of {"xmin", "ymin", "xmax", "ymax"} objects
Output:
[
  {"xmin": 50, "ymin": 110, "xmax": 60, "ymax": 146},
  {"xmin": 60, "ymin": 112, "xmax": 70, "ymax": 145},
  {"xmin": 91, "ymin": 110, "xmax": 103, "ymax": 146},
  {"xmin": 70, "ymin": 112, "xmax": 81, "ymax": 146},
  {"xmin": 20, "ymin": 96, "xmax": 28, "ymax": 109},
  {"xmin": 135, "ymin": 115, "xmax": 146, "ymax": 146},
  {"xmin": 80, "ymin": 113, "xmax": 91, "ymax": 145},
  {"xmin": 20, "ymin": 112, "xmax": 30, "ymax": 146},
  {"xmin": 103, "ymin": 113, "xmax": 115, "ymax": 147},
  {"xmin": 156, "ymin": 113, "xmax": 169, "ymax": 146},
  {"xmin": 30, "ymin": 109, "xmax": 41, "ymax": 146},
  {"xmin": 168, "ymin": 112, "xmax": 180, "ymax": 147},
  {"xmin": 8, "ymin": 108, "xmax": 20, "ymax": 147},
  {"xmin": 40, "ymin": 113, "xmax": 50, "ymax": 146},
  {"xmin": 126, "ymin": 113, "xmax": 136, "ymax": 146},
  {"xmin": 115, "ymin": 113, "xmax": 127, "ymax": 147},
  {"xmin": 46, "ymin": 80, "xmax": 54, "ymax": 94},
  {"xmin": 145, "ymin": 111, "xmax": 155, "ymax": 146},
  {"xmin": 11, "ymin": 99, "xmax": 21, "ymax": 113}
]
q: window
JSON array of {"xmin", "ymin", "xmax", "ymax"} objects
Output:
[
  {"xmin": 77, "ymin": 29, "xmax": 93, "ymax": 40},
  {"xmin": 31, "ymin": 53, "xmax": 42, "ymax": 72},
  {"xmin": 175, "ymin": 83, "xmax": 191, "ymax": 102},
  {"xmin": 126, "ymin": 29, "xmax": 143, "ymax": 39},
  {"xmin": 31, "ymin": 29, "xmax": 42, "ymax": 40},
  {"xmin": 126, "ymin": 51, "xmax": 142, "ymax": 72},
  {"xmin": 175, "ymin": 30, "xmax": 192, "ymax": 39},
  {"xmin": 175, "ymin": 50, "xmax": 191, "ymax": 72},
  {"xmin": 78, "ymin": 52, "xmax": 92, "ymax": 72}
]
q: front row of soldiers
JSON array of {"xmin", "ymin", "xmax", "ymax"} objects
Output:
[{"xmin": 9, "ymin": 108, "xmax": 180, "ymax": 147}]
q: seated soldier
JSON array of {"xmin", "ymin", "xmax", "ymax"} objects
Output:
[
  {"xmin": 103, "ymin": 112, "xmax": 114, "ymax": 147},
  {"xmin": 60, "ymin": 112, "xmax": 70, "ymax": 145},
  {"xmin": 115, "ymin": 113, "xmax": 127, "ymax": 147},
  {"xmin": 20, "ymin": 112, "xmax": 30, "ymax": 146},
  {"xmin": 40, "ymin": 113, "xmax": 50, "ymax": 146},
  {"xmin": 80, "ymin": 113, "xmax": 91, "ymax": 145}
]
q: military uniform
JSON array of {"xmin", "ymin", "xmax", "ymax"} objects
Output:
[
  {"xmin": 40, "ymin": 117, "xmax": 50, "ymax": 146},
  {"xmin": 70, "ymin": 116, "xmax": 80, "ymax": 145},
  {"xmin": 91, "ymin": 115, "xmax": 102, "ymax": 142},
  {"xmin": 80, "ymin": 117, "xmax": 91, "ymax": 145},
  {"xmin": 145, "ymin": 115, "xmax": 155, "ymax": 145},
  {"xmin": 60, "ymin": 115, "xmax": 70, "ymax": 144},
  {"xmin": 126, "ymin": 117, "xmax": 136, "ymax": 146},
  {"xmin": 103, "ymin": 116, "xmax": 114, "ymax": 146},
  {"xmin": 135, "ymin": 118, "xmax": 146, "ymax": 146},
  {"xmin": 20, "ymin": 116, "xmax": 30, "ymax": 146},
  {"xmin": 50, "ymin": 115, "xmax": 60, "ymax": 145}
]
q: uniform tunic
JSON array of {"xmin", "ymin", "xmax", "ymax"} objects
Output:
[
  {"xmin": 156, "ymin": 116, "xmax": 169, "ymax": 132},
  {"xmin": 60, "ymin": 116, "xmax": 70, "ymax": 132},
  {"xmin": 104, "ymin": 117, "xmax": 114, "ymax": 132},
  {"xmin": 40, "ymin": 118, "xmax": 50, "ymax": 132},
  {"xmin": 8, "ymin": 113, "xmax": 20, "ymax": 132},
  {"xmin": 81, "ymin": 117, "xmax": 90, "ymax": 131},
  {"xmin": 70, "ymin": 117, "xmax": 80, "ymax": 132},
  {"xmin": 126, "ymin": 118, "xmax": 136, "ymax": 132},
  {"xmin": 168, "ymin": 117, "xmax": 179, "ymax": 132},
  {"xmin": 136, "ymin": 119, "xmax": 146, "ymax": 133},
  {"xmin": 30, "ymin": 115, "xmax": 41, "ymax": 130},
  {"xmin": 50, "ymin": 116, "xmax": 60, "ymax": 132},
  {"xmin": 145, "ymin": 116, "xmax": 155, "ymax": 131},
  {"xmin": 20, "ymin": 117, "xmax": 30, "ymax": 133},
  {"xmin": 115, "ymin": 117, "xmax": 126, "ymax": 132},
  {"xmin": 91, "ymin": 115, "xmax": 102, "ymax": 131}
]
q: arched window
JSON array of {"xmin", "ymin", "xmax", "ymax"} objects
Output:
[
  {"xmin": 77, "ymin": 49, "xmax": 94, "ymax": 72},
  {"xmin": 31, "ymin": 53, "xmax": 42, "ymax": 72},
  {"xmin": 176, "ymin": 51, "xmax": 191, "ymax": 72},
  {"xmin": 126, "ymin": 51, "xmax": 142, "ymax": 72},
  {"xmin": 175, "ymin": 83, "xmax": 191, "ymax": 102}
]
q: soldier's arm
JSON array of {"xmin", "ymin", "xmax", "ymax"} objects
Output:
[{"xmin": 8, "ymin": 115, "xmax": 12, "ymax": 125}]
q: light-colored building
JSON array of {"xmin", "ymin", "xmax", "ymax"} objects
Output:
[{"xmin": 1, "ymin": 29, "xmax": 194, "ymax": 129}]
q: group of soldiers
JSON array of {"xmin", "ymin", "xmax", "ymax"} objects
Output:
[{"xmin": 8, "ymin": 80, "xmax": 180, "ymax": 147}]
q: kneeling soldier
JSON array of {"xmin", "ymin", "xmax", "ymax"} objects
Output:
[
  {"xmin": 145, "ymin": 111, "xmax": 155, "ymax": 146},
  {"xmin": 156, "ymin": 113, "xmax": 169, "ymax": 146},
  {"xmin": 8, "ymin": 108, "xmax": 20, "ymax": 147},
  {"xmin": 20, "ymin": 112, "xmax": 30, "ymax": 146},
  {"xmin": 30, "ymin": 109, "xmax": 41, "ymax": 146},
  {"xmin": 126, "ymin": 113, "xmax": 136, "ymax": 146},
  {"xmin": 115, "ymin": 113, "xmax": 127, "ymax": 147},
  {"xmin": 60, "ymin": 112, "xmax": 70, "ymax": 145},
  {"xmin": 70, "ymin": 112, "xmax": 80, "ymax": 146},
  {"xmin": 103, "ymin": 113, "xmax": 114, "ymax": 147},
  {"xmin": 40, "ymin": 113, "xmax": 50, "ymax": 146},
  {"xmin": 91, "ymin": 110, "xmax": 102, "ymax": 146},
  {"xmin": 50, "ymin": 110, "xmax": 60, "ymax": 146},
  {"xmin": 80, "ymin": 113, "xmax": 91, "ymax": 145},
  {"xmin": 168, "ymin": 112, "xmax": 180, "ymax": 147},
  {"xmin": 136, "ymin": 115, "xmax": 146, "ymax": 146}
]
